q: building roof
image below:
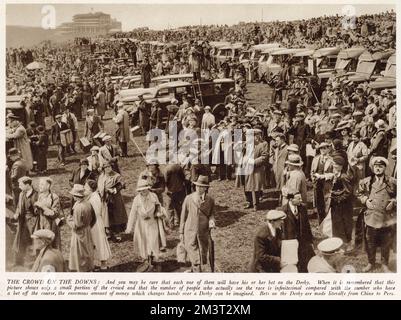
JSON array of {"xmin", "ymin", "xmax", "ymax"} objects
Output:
[{"xmin": 73, "ymin": 12, "xmax": 110, "ymax": 20}]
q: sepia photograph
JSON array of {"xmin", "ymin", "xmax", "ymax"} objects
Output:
[{"xmin": 4, "ymin": 1, "xmax": 397, "ymax": 275}]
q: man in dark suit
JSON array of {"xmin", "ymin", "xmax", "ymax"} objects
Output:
[
  {"xmin": 290, "ymin": 112, "xmax": 311, "ymax": 176},
  {"xmin": 249, "ymin": 210, "xmax": 286, "ymax": 272},
  {"xmin": 278, "ymin": 189, "xmax": 315, "ymax": 273},
  {"xmin": 51, "ymin": 114, "xmax": 69, "ymax": 166},
  {"xmin": 164, "ymin": 163, "xmax": 186, "ymax": 227}
]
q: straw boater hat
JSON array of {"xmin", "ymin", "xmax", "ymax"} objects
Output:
[
  {"xmin": 285, "ymin": 154, "xmax": 303, "ymax": 166},
  {"xmin": 102, "ymin": 135, "xmax": 112, "ymax": 142},
  {"xmin": 69, "ymin": 184, "xmax": 85, "ymax": 197},
  {"xmin": 136, "ymin": 179, "xmax": 151, "ymax": 192},
  {"xmin": 287, "ymin": 144, "xmax": 300, "ymax": 153},
  {"xmin": 90, "ymin": 146, "xmax": 100, "ymax": 152},
  {"xmin": 192, "ymin": 175, "xmax": 210, "ymax": 187},
  {"xmin": 317, "ymin": 237, "xmax": 343, "ymax": 255}
]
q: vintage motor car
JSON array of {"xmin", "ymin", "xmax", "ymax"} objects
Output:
[
  {"xmin": 369, "ymin": 53, "xmax": 396, "ymax": 89},
  {"xmin": 120, "ymin": 78, "xmax": 235, "ymax": 128},
  {"xmin": 347, "ymin": 49, "xmax": 395, "ymax": 83}
]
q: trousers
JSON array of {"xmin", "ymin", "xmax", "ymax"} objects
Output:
[{"xmin": 365, "ymin": 225, "xmax": 394, "ymax": 265}]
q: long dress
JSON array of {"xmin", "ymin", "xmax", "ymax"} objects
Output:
[
  {"xmin": 67, "ymin": 199, "xmax": 95, "ymax": 272},
  {"xmin": 127, "ymin": 192, "xmax": 161, "ymax": 261},
  {"xmin": 88, "ymin": 192, "xmax": 112, "ymax": 262}
]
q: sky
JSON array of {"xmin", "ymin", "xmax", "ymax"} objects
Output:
[{"xmin": 6, "ymin": 2, "xmax": 396, "ymax": 31}]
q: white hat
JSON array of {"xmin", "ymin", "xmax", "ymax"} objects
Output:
[
  {"xmin": 317, "ymin": 237, "xmax": 343, "ymax": 254},
  {"xmin": 370, "ymin": 156, "xmax": 389, "ymax": 170},
  {"xmin": 90, "ymin": 146, "xmax": 100, "ymax": 152},
  {"xmin": 375, "ymin": 119, "xmax": 387, "ymax": 130}
]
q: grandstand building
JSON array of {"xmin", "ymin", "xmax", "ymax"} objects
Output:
[{"xmin": 56, "ymin": 11, "xmax": 122, "ymax": 36}]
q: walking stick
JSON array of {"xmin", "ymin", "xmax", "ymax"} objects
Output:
[
  {"xmin": 130, "ymin": 127, "xmax": 147, "ymax": 162},
  {"xmin": 208, "ymin": 228, "xmax": 215, "ymax": 273}
]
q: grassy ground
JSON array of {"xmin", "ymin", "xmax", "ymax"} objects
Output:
[{"xmin": 6, "ymin": 83, "xmax": 396, "ymax": 273}]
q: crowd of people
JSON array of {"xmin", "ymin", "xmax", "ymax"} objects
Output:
[{"xmin": 5, "ymin": 9, "xmax": 396, "ymax": 273}]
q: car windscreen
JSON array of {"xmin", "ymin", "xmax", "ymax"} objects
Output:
[{"xmin": 356, "ymin": 61, "xmax": 376, "ymax": 75}]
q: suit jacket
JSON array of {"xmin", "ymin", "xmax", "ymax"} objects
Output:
[
  {"xmin": 357, "ymin": 175, "xmax": 396, "ymax": 228},
  {"xmin": 51, "ymin": 121, "xmax": 69, "ymax": 145},
  {"xmin": 99, "ymin": 144, "xmax": 119, "ymax": 166},
  {"xmin": 249, "ymin": 225, "xmax": 282, "ymax": 273},
  {"xmin": 114, "ymin": 109, "xmax": 130, "ymax": 142},
  {"xmin": 278, "ymin": 203, "xmax": 315, "ymax": 272},
  {"xmin": 164, "ymin": 164, "xmax": 186, "ymax": 193}
]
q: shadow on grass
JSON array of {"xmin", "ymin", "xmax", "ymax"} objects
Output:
[
  {"xmin": 215, "ymin": 204, "xmax": 252, "ymax": 228},
  {"xmin": 106, "ymin": 259, "xmax": 186, "ymax": 272}
]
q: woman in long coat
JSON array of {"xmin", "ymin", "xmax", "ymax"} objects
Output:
[
  {"xmin": 85, "ymin": 179, "xmax": 111, "ymax": 270},
  {"xmin": 94, "ymin": 86, "xmax": 106, "ymax": 118},
  {"xmin": 97, "ymin": 161, "xmax": 128, "ymax": 240},
  {"xmin": 322, "ymin": 155, "xmax": 355, "ymax": 249},
  {"xmin": 236, "ymin": 129, "xmax": 268, "ymax": 208},
  {"xmin": 180, "ymin": 175, "xmax": 215, "ymax": 272},
  {"xmin": 126, "ymin": 179, "xmax": 164, "ymax": 268},
  {"xmin": 67, "ymin": 184, "xmax": 95, "ymax": 272}
]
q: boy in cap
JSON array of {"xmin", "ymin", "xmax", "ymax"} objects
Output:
[
  {"xmin": 356, "ymin": 157, "xmax": 396, "ymax": 273},
  {"xmin": 31, "ymin": 229, "xmax": 65, "ymax": 272},
  {"xmin": 249, "ymin": 210, "xmax": 286, "ymax": 272}
]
